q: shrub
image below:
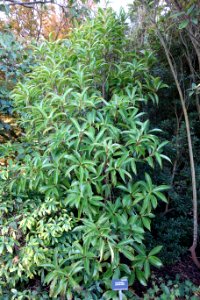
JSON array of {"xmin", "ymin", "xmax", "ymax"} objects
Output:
[
  {"xmin": 0, "ymin": 9, "xmax": 169, "ymax": 299},
  {"xmin": 0, "ymin": 31, "xmax": 33, "ymax": 142},
  {"xmin": 141, "ymin": 275, "xmax": 200, "ymax": 300},
  {"xmin": 146, "ymin": 215, "xmax": 192, "ymax": 264}
]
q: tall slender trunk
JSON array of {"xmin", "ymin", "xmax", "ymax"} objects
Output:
[
  {"xmin": 157, "ymin": 31, "xmax": 200, "ymax": 268},
  {"xmin": 185, "ymin": 53, "xmax": 200, "ymax": 120},
  {"xmin": 180, "ymin": 33, "xmax": 200, "ymax": 119},
  {"xmin": 164, "ymin": 108, "xmax": 182, "ymax": 214},
  {"xmin": 189, "ymin": 32, "xmax": 200, "ymax": 72}
]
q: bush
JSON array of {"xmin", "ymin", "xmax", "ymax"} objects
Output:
[
  {"xmin": 141, "ymin": 275, "xmax": 200, "ymax": 300},
  {"xmin": 0, "ymin": 30, "xmax": 33, "ymax": 142},
  {"xmin": 146, "ymin": 215, "xmax": 192, "ymax": 264},
  {"xmin": 0, "ymin": 9, "xmax": 169, "ymax": 299}
]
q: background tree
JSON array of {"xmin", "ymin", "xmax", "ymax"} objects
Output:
[
  {"xmin": 128, "ymin": 0, "xmax": 200, "ymax": 268},
  {"xmin": 0, "ymin": 30, "xmax": 33, "ymax": 144},
  {"xmin": 0, "ymin": 0, "xmax": 99, "ymax": 40}
]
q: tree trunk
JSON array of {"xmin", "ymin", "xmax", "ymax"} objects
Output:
[
  {"xmin": 180, "ymin": 32, "xmax": 200, "ymax": 120},
  {"xmin": 157, "ymin": 31, "xmax": 200, "ymax": 269}
]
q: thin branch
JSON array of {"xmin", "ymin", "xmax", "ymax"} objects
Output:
[{"xmin": 2, "ymin": 0, "xmax": 66, "ymax": 9}]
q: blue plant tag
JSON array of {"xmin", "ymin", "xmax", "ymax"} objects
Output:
[{"xmin": 112, "ymin": 279, "xmax": 128, "ymax": 291}]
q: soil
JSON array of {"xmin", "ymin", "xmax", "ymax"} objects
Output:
[
  {"xmin": 154, "ymin": 255, "xmax": 200, "ymax": 286},
  {"xmin": 133, "ymin": 254, "xmax": 200, "ymax": 297}
]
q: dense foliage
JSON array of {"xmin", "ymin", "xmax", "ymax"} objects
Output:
[
  {"xmin": 141, "ymin": 275, "xmax": 200, "ymax": 300},
  {"xmin": 145, "ymin": 59, "xmax": 200, "ymax": 264},
  {"xmin": 0, "ymin": 9, "xmax": 170, "ymax": 299},
  {"xmin": 0, "ymin": 0, "xmax": 99, "ymax": 40},
  {"xmin": 0, "ymin": 31, "xmax": 33, "ymax": 142},
  {"xmin": 129, "ymin": 0, "xmax": 200, "ymax": 266}
]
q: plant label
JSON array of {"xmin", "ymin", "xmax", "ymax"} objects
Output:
[{"xmin": 112, "ymin": 279, "xmax": 128, "ymax": 291}]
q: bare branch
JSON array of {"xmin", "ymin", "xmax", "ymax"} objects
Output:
[{"xmin": 1, "ymin": 0, "xmax": 66, "ymax": 9}]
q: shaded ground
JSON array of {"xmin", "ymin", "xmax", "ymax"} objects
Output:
[
  {"xmin": 133, "ymin": 255, "xmax": 200, "ymax": 297},
  {"xmin": 154, "ymin": 255, "xmax": 200, "ymax": 286}
]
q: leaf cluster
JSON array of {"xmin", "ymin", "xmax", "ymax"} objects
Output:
[
  {"xmin": 0, "ymin": 31, "xmax": 33, "ymax": 142},
  {"xmin": 0, "ymin": 8, "xmax": 169, "ymax": 299}
]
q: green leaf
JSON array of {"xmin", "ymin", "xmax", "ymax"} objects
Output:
[
  {"xmin": 6, "ymin": 244, "xmax": 13, "ymax": 253},
  {"xmin": 121, "ymin": 248, "xmax": 135, "ymax": 261},
  {"xmin": 187, "ymin": 4, "xmax": 195, "ymax": 15},
  {"xmin": 149, "ymin": 245, "xmax": 163, "ymax": 256},
  {"xmin": 108, "ymin": 241, "xmax": 115, "ymax": 263},
  {"xmin": 120, "ymin": 264, "xmax": 131, "ymax": 274},
  {"xmin": 118, "ymin": 239, "xmax": 133, "ymax": 247},
  {"xmin": 144, "ymin": 260, "xmax": 150, "ymax": 279},
  {"xmin": 192, "ymin": 18, "xmax": 198, "ymax": 25},
  {"xmin": 153, "ymin": 185, "xmax": 169, "ymax": 192},
  {"xmin": 142, "ymin": 217, "xmax": 151, "ymax": 230},
  {"xmin": 103, "ymin": 290, "xmax": 118, "ymax": 300},
  {"xmin": 153, "ymin": 191, "xmax": 168, "ymax": 203},
  {"xmin": 149, "ymin": 256, "xmax": 163, "ymax": 267},
  {"xmin": 136, "ymin": 269, "xmax": 147, "ymax": 286},
  {"xmin": 132, "ymin": 243, "xmax": 146, "ymax": 255},
  {"xmin": 155, "ymin": 152, "xmax": 162, "ymax": 168},
  {"xmin": 179, "ymin": 20, "xmax": 189, "ymax": 29},
  {"xmin": 145, "ymin": 173, "xmax": 153, "ymax": 189},
  {"xmin": 131, "ymin": 159, "xmax": 137, "ymax": 174},
  {"xmin": 0, "ymin": 4, "xmax": 9, "ymax": 13}
]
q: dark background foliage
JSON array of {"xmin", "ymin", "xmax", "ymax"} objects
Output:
[
  {"xmin": 142, "ymin": 35, "xmax": 200, "ymax": 264},
  {"xmin": 0, "ymin": 31, "xmax": 33, "ymax": 143}
]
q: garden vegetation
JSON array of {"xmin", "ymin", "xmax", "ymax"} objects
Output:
[{"xmin": 0, "ymin": 9, "xmax": 170, "ymax": 299}]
